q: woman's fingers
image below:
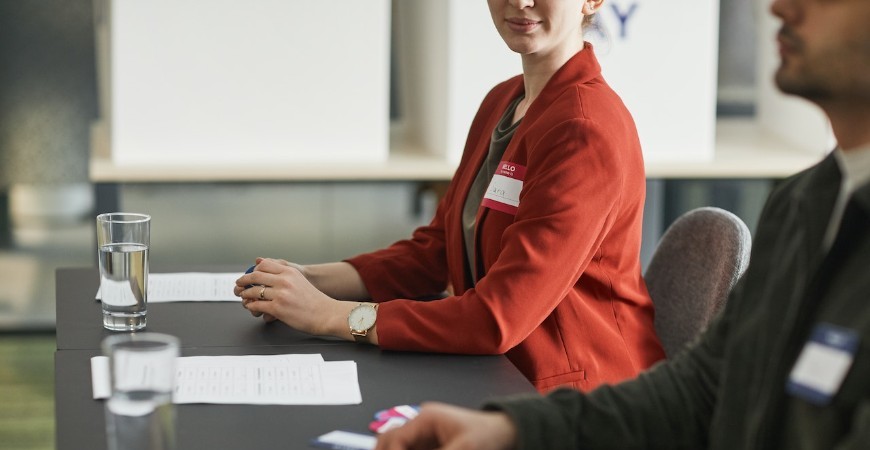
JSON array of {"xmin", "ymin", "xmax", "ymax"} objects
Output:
[{"xmin": 245, "ymin": 296, "xmax": 274, "ymax": 316}]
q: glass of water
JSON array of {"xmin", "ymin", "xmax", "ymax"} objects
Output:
[
  {"xmin": 103, "ymin": 332, "xmax": 179, "ymax": 450},
  {"xmin": 97, "ymin": 212, "xmax": 151, "ymax": 331}
]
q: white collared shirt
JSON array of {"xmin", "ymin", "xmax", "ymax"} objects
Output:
[{"xmin": 824, "ymin": 144, "xmax": 870, "ymax": 250}]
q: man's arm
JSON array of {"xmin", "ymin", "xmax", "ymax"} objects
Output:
[
  {"xmin": 483, "ymin": 278, "xmax": 738, "ymax": 450},
  {"xmin": 374, "ymin": 282, "xmax": 738, "ymax": 450}
]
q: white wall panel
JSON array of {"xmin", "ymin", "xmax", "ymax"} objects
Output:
[
  {"xmin": 109, "ymin": 0, "xmax": 391, "ymax": 165},
  {"xmin": 400, "ymin": 0, "xmax": 720, "ymax": 164},
  {"xmin": 595, "ymin": 0, "xmax": 720, "ymax": 162}
]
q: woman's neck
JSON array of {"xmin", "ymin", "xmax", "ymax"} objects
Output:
[{"xmin": 515, "ymin": 41, "xmax": 585, "ymax": 122}]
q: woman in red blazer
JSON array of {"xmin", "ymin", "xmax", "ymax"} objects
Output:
[{"xmin": 236, "ymin": 0, "xmax": 665, "ymax": 392}]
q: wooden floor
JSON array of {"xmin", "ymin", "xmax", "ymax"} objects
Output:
[{"xmin": 0, "ymin": 334, "xmax": 55, "ymax": 450}]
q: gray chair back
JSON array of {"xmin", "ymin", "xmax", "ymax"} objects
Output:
[{"xmin": 644, "ymin": 207, "xmax": 751, "ymax": 358}]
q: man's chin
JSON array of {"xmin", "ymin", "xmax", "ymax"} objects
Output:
[
  {"xmin": 774, "ymin": 69, "xmax": 806, "ymax": 96},
  {"xmin": 774, "ymin": 74, "xmax": 829, "ymax": 101}
]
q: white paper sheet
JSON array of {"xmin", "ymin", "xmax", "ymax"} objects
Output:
[
  {"xmin": 91, "ymin": 354, "xmax": 363, "ymax": 405},
  {"xmin": 96, "ymin": 272, "xmax": 241, "ymax": 302}
]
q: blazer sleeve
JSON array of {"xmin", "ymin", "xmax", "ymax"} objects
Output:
[
  {"xmin": 343, "ymin": 193, "xmax": 453, "ymax": 301},
  {"xmin": 370, "ymin": 116, "xmax": 638, "ymax": 354}
]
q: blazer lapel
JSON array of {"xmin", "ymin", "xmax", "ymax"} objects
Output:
[
  {"xmin": 794, "ymin": 154, "xmax": 841, "ymax": 272},
  {"xmin": 826, "ymin": 180, "xmax": 870, "ymax": 263}
]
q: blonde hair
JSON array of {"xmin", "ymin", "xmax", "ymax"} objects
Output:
[{"xmin": 582, "ymin": 12, "xmax": 597, "ymax": 28}]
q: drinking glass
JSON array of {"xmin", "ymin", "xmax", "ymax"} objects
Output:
[
  {"xmin": 103, "ymin": 332, "xmax": 179, "ymax": 450},
  {"xmin": 97, "ymin": 213, "xmax": 150, "ymax": 331}
]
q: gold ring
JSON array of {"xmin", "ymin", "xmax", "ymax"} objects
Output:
[{"xmin": 258, "ymin": 286, "xmax": 267, "ymax": 300}]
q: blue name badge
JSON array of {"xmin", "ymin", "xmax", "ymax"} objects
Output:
[{"xmin": 786, "ymin": 323, "xmax": 860, "ymax": 406}]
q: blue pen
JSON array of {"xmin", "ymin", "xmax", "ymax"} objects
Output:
[{"xmin": 245, "ymin": 264, "xmax": 256, "ymax": 288}]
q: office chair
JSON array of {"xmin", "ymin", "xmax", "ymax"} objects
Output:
[{"xmin": 644, "ymin": 207, "xmax": 752, "ymax": 358}]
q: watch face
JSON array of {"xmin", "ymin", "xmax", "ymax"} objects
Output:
[{"xmin": 348, "ymin": 304, "xmax": 377, "ymax": 333}]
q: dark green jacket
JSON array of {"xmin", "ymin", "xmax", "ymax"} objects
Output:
[{"xmin": 487, "ymin": 154, "xmax": 870, "ymax": 449}]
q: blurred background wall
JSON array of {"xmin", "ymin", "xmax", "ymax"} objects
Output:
[
  {"xmin": 0, "ymin": 0, "xmax": 764, "ymax": 331},
  {"xmin": 0, "ymin": 0, "xmax": 97, "ymax": 329}
]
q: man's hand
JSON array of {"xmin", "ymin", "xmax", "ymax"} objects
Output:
[{"xmin": 375, "ymin": 402, "xmax": 517, "ymax": 450}]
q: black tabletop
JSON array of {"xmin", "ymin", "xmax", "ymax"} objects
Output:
[{"xmin": 55, "ymin": 268, "xmax": 536, "ymax": 450}]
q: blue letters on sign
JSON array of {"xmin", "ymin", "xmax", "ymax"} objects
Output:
[{"xmin": 609, "ymin": 2, "xmax": 639, "ymax": 39}]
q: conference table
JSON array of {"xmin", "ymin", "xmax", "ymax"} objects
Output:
[{"xmin": 54, "ymin": 267, "xmax": 535, "ymax": 450}]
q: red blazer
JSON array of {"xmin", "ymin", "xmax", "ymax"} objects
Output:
[{"xmin": 346, "ymin": 44, "xmax": 664, "ymax": 392}]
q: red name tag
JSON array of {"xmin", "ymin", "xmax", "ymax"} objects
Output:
[{"xmin": 481, "ymin": 161, "xmax": 526, "ymax": 215}]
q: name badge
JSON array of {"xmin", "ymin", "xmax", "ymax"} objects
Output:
[
  {"xmin": 310, "ymin": 430, "xmax": 376, "ymax": 450},
  {"xmin": 786, "ymin": 323, "xmax": 859, "ymax": 406},
  {"xmin": 481, "ymin": 161, "xmax": 526, "ymax": 215}
]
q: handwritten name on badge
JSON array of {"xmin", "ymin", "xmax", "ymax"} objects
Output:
[{"xmin": 481, "ymin": 161, "xmax": 526, "ymax": 215}]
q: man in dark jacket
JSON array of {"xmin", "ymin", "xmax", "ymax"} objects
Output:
[{"xmin": 375, "ymin": 0, "xmax": 870, "ymax": 448}]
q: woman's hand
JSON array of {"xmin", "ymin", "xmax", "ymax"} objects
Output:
[
  {"xmin": 375, "ymin": 402, "xmax": 517, "ymax": 450},
  {"xmin": 234, "ymin": 258, "xmax": 350, "ymax": 337},
  {"xmin": 234, "ymin": 257, "xmax": 294, "ymax": 322}
]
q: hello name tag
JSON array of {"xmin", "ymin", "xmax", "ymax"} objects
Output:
[
  {"xmin": 481, "ymin": 161, "xmax": 526, "ymax": 215},
  {"xmin": 786, "ymin": 323, "xmax": 859, "ymax": 406}
]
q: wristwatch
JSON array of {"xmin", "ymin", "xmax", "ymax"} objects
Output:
[{"xmin": 348, "ymin": 303, "xmax": 378, "ymax": 343}]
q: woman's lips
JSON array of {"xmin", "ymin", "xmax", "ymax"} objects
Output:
[{"xmin": 506, "ymin": 18, "xmax": 541, "ymax": 33}]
